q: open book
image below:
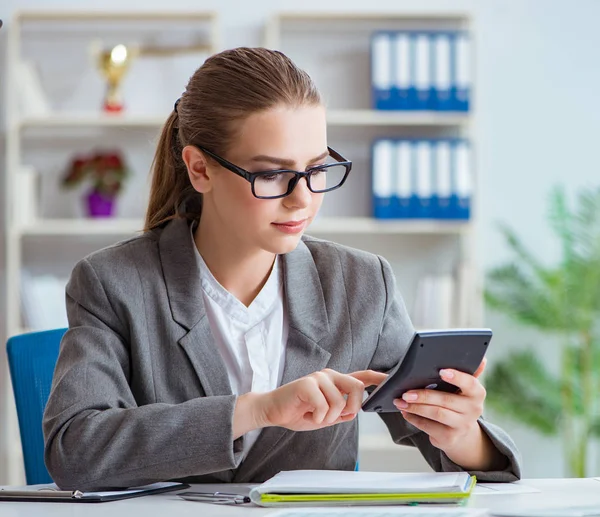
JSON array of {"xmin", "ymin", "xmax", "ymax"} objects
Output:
[{"xmin": 249, "ymin": 470, "xmax": 476, "ymax": 507}]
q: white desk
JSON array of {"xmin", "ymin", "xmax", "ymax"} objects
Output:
[{"xmin": 1, "ymin": 479, "xmax": 599, "ymax": 517}]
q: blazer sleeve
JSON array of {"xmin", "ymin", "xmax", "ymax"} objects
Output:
[
  {"xmin": 43, "ymin": 258, "xmax": 245, "ymax": 491},
  {"xmin": 367, "ymin": 255, "xmax": 523, "ymax": 482}
]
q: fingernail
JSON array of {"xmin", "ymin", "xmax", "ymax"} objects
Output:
[
  {"xmin": 440, "ymin": 369, "xmax": 454, "ymax": 379},
  {"xmin": 403, "ymin": 392, "xmax": 418, "ymax": 401},
  {"xmin": 395, "ymin": 399, "xmax": 409, "ymax": 409}
]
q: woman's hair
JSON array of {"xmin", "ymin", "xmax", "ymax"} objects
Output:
[{"xmin": 144, "ymin": 47, "xmax": 322, "ymax": 232}]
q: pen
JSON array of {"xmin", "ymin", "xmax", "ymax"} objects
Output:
[
  {"xmin": 178, "ymin": 491, "xmax": 251, "ymax": 504},
  {"xmin": 0, "ymin": 488, "xmax": 84, "ymax": 499}
]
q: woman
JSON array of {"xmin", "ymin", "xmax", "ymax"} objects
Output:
[{"xmin": 43, "ymin": 47, "xmax": 521, "ymax": 490}]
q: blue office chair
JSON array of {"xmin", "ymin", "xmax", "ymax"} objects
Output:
[{"xmin": 6, "ymin": 328, "xmax": 67, "ymax": 485}]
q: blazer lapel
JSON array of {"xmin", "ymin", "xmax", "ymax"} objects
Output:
[
  {"xmin": 234, "ymin": 238, "xmax": 332, "ymax": 481},
  {"xmin": 279, "ymin": 238, "xmax": 332, "ymax": 385},
  {"xmin": 159, "ymin": 218, "xmax": 232, "ymax": 397},
  {"xmin": 178, "ymin": 316, "xmax": 232, "ymax": 397}
]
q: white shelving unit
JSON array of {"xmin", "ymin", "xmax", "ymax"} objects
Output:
[
  {"xmin": 2, "ymin": 9, "xmax": 220, "ymax": 485},
  {"xmin": 1, "ymin": 9, "xmax": 479, "ymax": 481},
  {"xmin": 4, "ymin": 8, "xmax": 220, "ymax": 336},
  {"xmin": 264, "ymin": 11, "xmax": 479, "ymax": 463}
]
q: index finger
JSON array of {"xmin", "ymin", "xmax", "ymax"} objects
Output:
[
  {"xmin": 348, "ymin": 370, "xmax": 388, "ymax": 387},
  {"xmin": 439, "ymin": 367, "xmax": 480, "ymax": 395},
  {"xmin": 324, "ymin": 370, "xmax": 368, "ymax": 416}
]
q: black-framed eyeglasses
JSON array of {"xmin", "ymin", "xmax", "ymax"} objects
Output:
[{"xmin": 197, "ymin": 145, "xmax": 352, "ymax": 199}]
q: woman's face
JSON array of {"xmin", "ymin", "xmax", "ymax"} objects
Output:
[{"xmin": 201, "ymin": 104, "xmax": 328, "ymax": 255}]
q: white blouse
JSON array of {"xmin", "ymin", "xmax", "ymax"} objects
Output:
[{"xmin": 192, "ymin": 232, "xmax": 289, "ymax": 459}]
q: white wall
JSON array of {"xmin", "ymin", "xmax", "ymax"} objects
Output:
[{"xmin": 2, "ymin": 0, "xmax": 600, "ymax": 482}]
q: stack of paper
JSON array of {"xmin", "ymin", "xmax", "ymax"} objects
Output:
[{"xmin": 249, "ymin": 470, "xmax": 476, "ymax": 507}]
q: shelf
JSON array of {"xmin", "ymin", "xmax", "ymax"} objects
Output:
[
  {"xmin": 15, "ymin": 217, "xmax": 469, "ymax": 237},
  {"xmin": 275, "ymin": 11, "xmax": 470, "ymax": 22},
  {"xmin": 327, "ymin": 110, "xmax": 469, "ymax": 127},
  {"xmin": 18, "ymin": 110, "xmax": 468, "ymax": 130},
  {"xmin": 18, "ymin": 114, "xmax": 168, "ymax": 130},
  {"xmin": 311, "ymin": 217, "xmax": 469, "ymax": 235},
  {"xmin": 16, "ymin": 10, "xmax": 218, "ymax": 22},
  {"xmin": 17, "ymin": 219, "xmax": 145, "ymax": 236}
]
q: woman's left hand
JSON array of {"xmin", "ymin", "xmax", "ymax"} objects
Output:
[{"xmin": 394, "ymin": 358, "xmax": 502, "ymax": 470}]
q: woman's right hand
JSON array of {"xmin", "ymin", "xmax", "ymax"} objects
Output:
[{"xmin": 233, "ymin": 369, "xmax": 387, "ymax": 438}]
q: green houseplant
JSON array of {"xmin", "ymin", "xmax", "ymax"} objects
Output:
[{"xmin": 484, "ymin": 185, "xmax": 600, "ymax": 477}]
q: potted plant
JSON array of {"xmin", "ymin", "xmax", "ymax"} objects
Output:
[
  {"xmin": 483, "ymin": 185, "xmax": 600, "ymax": 477},
  {"xmin": 62, "ymin": 151, "xmax": 129, "ymax": 217}
]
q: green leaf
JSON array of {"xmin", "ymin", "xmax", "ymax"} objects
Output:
[
  {"xmin": 484, "ymin": 350, "xmax": 561, "ymax": 435},
  {"xmin": 570, "ymin": 188, "xmax": 600, "ymax": 259},
  {"xmin": 561, "ymin": 345, "xmax": 586, "ymax": 416},
  {"xmin": 547, "ymin": 185, "xmax": 575, "ymax": 264},
  {"xmin": 486, "ymin": 185, "xmax": 600, "ymax": 333},
  {"xmin": 485, "ymin": 264, "xmax": 569, "ymax": 331},
  {"xmin": 496, "ymin": 223, "xmax": 554, "ymax": 284},
  {"xmin": 591, "ymin": 418, "xmax": 600, "ymax": 438}
]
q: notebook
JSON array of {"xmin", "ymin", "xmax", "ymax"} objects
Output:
[{"xmin": 249, "ymin": 470, "xmax": 476, "ymax": 507}]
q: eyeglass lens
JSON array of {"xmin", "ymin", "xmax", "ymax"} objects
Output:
[{"xmin": 253, "ymin": 164, "xmax": 346, "ymax": 198}]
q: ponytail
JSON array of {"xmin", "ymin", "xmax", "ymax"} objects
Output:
[{"xmin": 144, "ymin": 111, "xmax": 202, "ymax": 232}]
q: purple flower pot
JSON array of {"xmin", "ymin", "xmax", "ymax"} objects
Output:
[{"xmin": 86, "ymin": 190, "xmax": 116, "ymax": 218}]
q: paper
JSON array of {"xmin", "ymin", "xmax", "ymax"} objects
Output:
[
  {"xmin": 493, "ymin": 506, "xmax": 600, "ymax": 517},
  {"xmin": 474, "ymin": 483, "xmax": 541, "ymax": 495},
  {"xmin": 255, "ymin": 470, "xmax": 472, "ymax": 494},
  {"xmin": 269, "ymin": 509, "xmax": 487, "ymax": 517}
]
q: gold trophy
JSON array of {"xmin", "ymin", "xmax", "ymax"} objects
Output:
[
  {"xmin": 97, "ymin": 44, "xmax": 135, "ymax": 113},
  {"xmin": 93, "ymin": 40, "xmax": 212, "ymax": 113}
]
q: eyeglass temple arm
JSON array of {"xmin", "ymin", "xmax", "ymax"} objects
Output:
[{"xmin": 327, "ymin": 146, "xmax": 349, "ymax": 163}]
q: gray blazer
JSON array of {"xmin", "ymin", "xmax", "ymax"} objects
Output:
[{"xmin": 43, "ymin": 218, "xmax": 522, "ymax": 490}]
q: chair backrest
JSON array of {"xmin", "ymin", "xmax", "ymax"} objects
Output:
[{"xmin": 6, "ymin": 328, "xmax": 67, "ymax": 485}]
